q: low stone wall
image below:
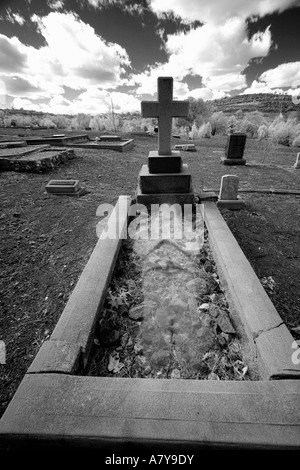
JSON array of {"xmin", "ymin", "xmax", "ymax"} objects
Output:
[{"xmin": 0, "ymin": 149, "xmax": 75, "ymax": 173}]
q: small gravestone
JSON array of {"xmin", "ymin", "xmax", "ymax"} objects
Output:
[
  {"xmin": 45, "ymin": 180, "xmax": 85, "ymax": 196},
  {"xmin": 217, "ymin": 175, "xmax": 245, "ymax": 210},
  {"xmin": 221, "ymin": 133, "xmax": 247, "ymax": 165},
  {"xmin": 294, "ymin": 153, "xmax": 300, "ymax": 169}
]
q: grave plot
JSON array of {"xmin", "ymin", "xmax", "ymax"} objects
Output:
[
  {"xmin": 84, "ymin": 207, "xmax": 257, "ymax": 381},
  {"xmin": 0, "ymin": 196, "xmax": 299, "ymax": 451},
  {"xmin": 66, "ymin": 137, "xmax": 135, "ymax": 152},
  {"xmin": 25, "ymin": 134, "xmax": 88, "ymax": 146},
  {"xmin": 0, "ymin": 146, "xmax": 75, "ymax": 172},
  {"xmin": 0, "ymin": 77, "xmax": 299, "ymax": 451}
]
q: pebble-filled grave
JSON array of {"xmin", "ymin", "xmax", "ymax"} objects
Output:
[{"xmin": 83, "ymin": 207, "xmax": 258, "ymax": 381}]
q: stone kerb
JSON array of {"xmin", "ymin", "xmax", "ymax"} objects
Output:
[{"xmin": 203, "ymin": 202, "xmax": 300, "ymax": 379}]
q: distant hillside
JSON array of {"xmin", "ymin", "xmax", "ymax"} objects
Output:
[{"xmin": 209, "ymin": 93, "xmax": 299, "ymax": 119}]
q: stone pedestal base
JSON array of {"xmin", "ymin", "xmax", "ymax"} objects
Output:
[
  {"xmin": 217, "ymin": 197, "xmax": 245, "ymax": 210},
  {"xmin": 139, "ymin": 164, "xmax": 191, "ymax": 194},
  {"xmin": 148, "ymin": 150, "xmax": 182, "ymax": 173},
  {"xmin": 221, "ymin": 157, "xmax": 246, "ymax": 165},
  {"xmin": 136, "ymin": 185, "xmax": 194, "ymax": 210}
]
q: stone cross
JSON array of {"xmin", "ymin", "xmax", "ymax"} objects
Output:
[{"xmin": 141, "ymin": 77, "xmax": 189, "ymax": 155}]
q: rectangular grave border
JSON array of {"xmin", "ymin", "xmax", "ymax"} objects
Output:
[
  {"xmin": 0, "ymin": 196, "xmax": 299, "ymax": 450},
  {"xmin": 65, "ymin": 139, "xmax": 135, "ymax": 152}
]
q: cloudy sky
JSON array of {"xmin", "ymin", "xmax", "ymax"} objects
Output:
[{"xmin": 0, "ymin": 0, "xmax": 300, "ymax": 115}]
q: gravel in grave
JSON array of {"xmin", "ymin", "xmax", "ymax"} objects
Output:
[{"xmin": 84, "ymin": 212, "xmax": 251, "ymax": 381}]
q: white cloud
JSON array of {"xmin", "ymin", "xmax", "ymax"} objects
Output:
[
  {"xmin": 73, "ymin": 87, "xmax": 141, "ymax": 113},
  {"xmin": 187, "ymin": 87, "xmax": 227, "ymax": 100},
  {"xmin": 258, "ymin": 62, "xmax": 300, "ymax": 88},
  {"xmin": 4, "ymin": 9, "xmax": 26, "ymax": 25},
  {"xmin": 149, "ymin": 0, "xmax": 299, "ymax": 24},
  {"xmin": 86, "ymin": 0, "xmax": 144, "ymax": 15},
  {"xmin": 242, "ymin": 80, "xmax": 284, "ymax": 94},
  {"xmin": 131, "ymin": 17, "xmax": 271, "ymax": 98},
  {"xmin": 31, "ymin": 12, "xmax": 130, "ymax": 89}
]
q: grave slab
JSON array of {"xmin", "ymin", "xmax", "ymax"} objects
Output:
[
  {"xmin": 139, "ymin": 164, "xmax": 191, "ymax": 194},
  {"xmin": 66, "ymin": 139, "xmax": 134, "ymax": 152},
  {"xmin": 0, "ymin": 141, "xmax": 27, "ymax": 148},
  {"xmin": 99, "ymin": 135, "xmax": 121, "ymax": 141},
  {"xmin": 174, "ymin": 144, "xmax": 196, "ymax": 152},
  {"xmin": 25, "ymin": 134, "xmax": 88, "ymax": 146},
  {"xmin": 45, "ymin": 180, "xmax": 81, "ymax": 194},
  {"xmin": 0, "ymin": 374, "xmax": 299, "ymax": 449},
  {"xmin": 148, "ymin": 150, "xmax": 182, "ymax": 173}
]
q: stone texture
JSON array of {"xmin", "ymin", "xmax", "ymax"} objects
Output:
[
  {"xmin": 1, "ymin": 374, "xmax": 300, "ymax": 449},
  {"xmin": 45, "ymin": 179, "xmax": 81, "ymax": 194},
  {"xmin": 27, "ymin": 340, "xmax": 81, "ymax": 374},
  {"xmin": 219, "ymin": 175, "xmax": 239, "ymax": 200},
  {"xmin": 141, "ymin": 77, "xmax": 189, "ymax": 155},
  {"xmin": 0, "ymin": 148, "xmax": 75, "ymax": 173},
  {"xmin": 139, "ymin": 164, "xmax": 191, "ymax": 194},
  {"xmin": 148, "ymin": 150, "xmax": 182, "ymax": 173},
  {"xmin": 136, "ymin": 187, "xmax": 194, "ymax": 209}
]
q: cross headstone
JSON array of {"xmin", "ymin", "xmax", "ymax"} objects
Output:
[{"xmin": 141, "ymin": 77, "xmax": 189, "ymax": 155}]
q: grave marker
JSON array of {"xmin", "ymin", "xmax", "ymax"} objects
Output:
[
  {"xmin": 45, "ymin": 180, "xmax": 85, "ymax": 196},
  {"xmin": 217, "ymin": 175, "xmax": 245, "ymax": 210},
  {"xmin": 141, "ymin": 77, "xmax": 189, "ymax": 155},
  {"xmin": 221, "ymin": 133, "xmax": 247, "ymax": 165},
  {"xmin": 294, "ymin": 153, "xmax": 300, "ymax": 169},
  {"xmin": 137, "ymin": 77, "xmax": 194, "ymax": 207}
]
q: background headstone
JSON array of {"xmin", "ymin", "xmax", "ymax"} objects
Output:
[{"xmin": 294, "ymin": 153, "xmax": 300, "ymax": 169}]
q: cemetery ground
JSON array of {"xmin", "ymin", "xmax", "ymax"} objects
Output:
[{"xmin": 1, "ymin": 130, "xmax": 300, "ymax": 419}]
